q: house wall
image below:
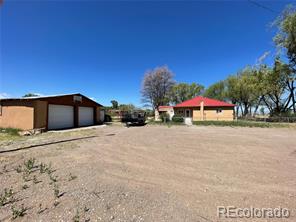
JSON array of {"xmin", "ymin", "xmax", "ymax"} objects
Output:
[
  {"xmin": 203, "ymin": 107, "xmax": 234, "ymax": 121},
  {"xmin": 0, "ymin": 101, "xmax": 34, "ymax": 130},
  {"xmin": 193, "ymin": 108, "xmax": 201, "ymax": 121},
  {"xmin": 96, "ymin": 107, "xmax": 103, "ymax": 123},
  {"xmin": 174, "ymin": 107, "xmax": 234, "ymax": 121},
  {"xmin": 33, "ymin": 100, "xmax": 48, "ymax": 129},
  {"xmin": 158, "ymin": 107, "xmax": 174, "ymax": 120}
]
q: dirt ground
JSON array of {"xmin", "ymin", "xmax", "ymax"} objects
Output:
[{"xmin": 0, "ymin": 125, "xmax": 295, "ymax": 221}]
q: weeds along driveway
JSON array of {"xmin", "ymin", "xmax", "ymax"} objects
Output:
[{"xmin": 0, "ymin": 125, "xmax": 296, "ymax": 221}]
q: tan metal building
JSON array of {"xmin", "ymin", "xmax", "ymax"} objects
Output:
[{"xmin": 0, "ymin": 93, "xmax": 103, "ymax": 130}]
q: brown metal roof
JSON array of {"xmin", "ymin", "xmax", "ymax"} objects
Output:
[{"xmin": 0, "ymin": 93, "xmax": 103, "ymax": 107}]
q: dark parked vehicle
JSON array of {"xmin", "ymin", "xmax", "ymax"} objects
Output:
[{"xmin": 121, "ymin": 111, "xmax": 146, "ymax": 127}]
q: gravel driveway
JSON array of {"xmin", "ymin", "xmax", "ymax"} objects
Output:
[{"xmin": 0, "ymin": 125, "xmax": 295, "ymax": 221}]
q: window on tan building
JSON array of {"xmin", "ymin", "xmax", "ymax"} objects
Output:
[
  {"xmin": 177, "ymin": 110, "xmax": 184, "ymax": 115},
  {"xmin": 216, "ymin": 108, "xmax": 222, "ymax": 113}
]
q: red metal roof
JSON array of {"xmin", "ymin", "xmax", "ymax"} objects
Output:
[
  {"xmin": 159, "ymin": 106, "xmax": 173, "ymax": 109},
  {"xmin": 174, "ymin": 96, "xmax": 235, "ymax": 107}
]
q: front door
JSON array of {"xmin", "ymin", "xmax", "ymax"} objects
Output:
[{"xmin": 185, "ymin": 109, "xmax": 191, "ymax": 118}]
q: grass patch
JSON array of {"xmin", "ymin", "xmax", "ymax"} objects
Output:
[
  {"xmin": 0, "ymin": 188, "xmax": 14, "ymax": 206},
  {"xmin": 147, "ymin": 120, "xmax": 184, "ymax": 126},
  {"xmin": 147, "ymin": 119, "xmax": 291, "ymax": 128},
  {"xmin": 11, "ymin": 204, "xmax": 28, "ymax": 219},
  {"xmin": 192, "ymin": 120, "xmax": 289, "ymax": 128},
  {"xmin": 0, "ymin": 128, "xmax": 21, "ymax": 141},
  {"xmin": 0, "ymin": 128, "xmax": 20, "ymax": 136}
]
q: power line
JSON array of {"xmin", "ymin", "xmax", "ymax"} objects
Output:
[{"xmin": 248, "ymin": 0, "xmax": 279, "ymax": 14}]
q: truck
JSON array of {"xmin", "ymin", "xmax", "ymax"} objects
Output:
[{"xmin": 121, "ymin": 111, "xmax": 146, "ymax": 127}]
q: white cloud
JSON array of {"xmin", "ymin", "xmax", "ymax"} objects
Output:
[{"xmin": 0, "ymin": 93, "xmax": 11, "ymax": 99}]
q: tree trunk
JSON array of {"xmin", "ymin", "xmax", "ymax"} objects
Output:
[
  {"xmin": 253, "ymin": 97, "xmax": 263, "ymax": 117},
  {"xmin": 243, "ymin": 103, "xmax": 249, "ymax": 117},
  {"xmin": 262, "ymin": 96, "xmax": 273, "ymax": 114},
  {"xmin": 239, "ymin": 104, "xmax": 244, "ymax": 117},
  {"xmin": 154, "ymin": 109, "xmax": 160, "ymax": 121},
  {"xmin": 290, "ymin": 81, "xmax": 296, "ymax": 113}
]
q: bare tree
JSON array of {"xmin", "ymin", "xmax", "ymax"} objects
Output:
[{"xmin": 141, "ymin": 66, "xmax": 175, "ymax": 112}]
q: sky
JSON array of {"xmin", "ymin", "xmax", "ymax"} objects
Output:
[{"xmin": 0, "ymin": 0, "xmax": 294, "ymax": 107}]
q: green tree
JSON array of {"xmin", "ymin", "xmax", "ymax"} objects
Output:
[
  {"xmin": 118, "ymin": 104, "xmax": 135, "ymax": 112},
  {"xmin": 274, "ymin": 5, "xmax": 296, "ymax": 113},
  {"xmin": 224, "ymin": 66, "xmax": 260, "ymax": 117},
  {"xmin": 261, "ymin": 58, "xmax": 293, "ymax": 115},
  {"xmin": 170, "ymin": 83, "xmax": 204, "ymax": 104},
  {"xmin": 250, "ymin": 65, "xmax": 269, "ymax": 116},
  {"xmin": 203, "ymin": 81, "xmax": 226, "ymax": 101},
  {"xmin": 110, "ymin": 100, "xmax": 119, "ymax": 109},
  {"xmin": 23, "ymin": 93, "xmax": 39, "ymax": 97}
]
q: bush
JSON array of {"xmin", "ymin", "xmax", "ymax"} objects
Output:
[
  {"xmin": 104, "ymin": 114, "xmax": 112, "ymax": 122},
  {"xmin": 160, "ymin": 113, "xmax": 170, "ymax": 122},
  {"xmin": 172, "ymin": 115, "xmax": 184, "ymax": 123}
]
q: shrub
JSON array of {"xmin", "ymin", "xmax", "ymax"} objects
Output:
[
  {"xmin": 104, "ymin": 114, "xmax": 112, "ymax": 122},
  {"xmin": 172, "ymin": 115, "xmax": 184, "ymax": 123}
]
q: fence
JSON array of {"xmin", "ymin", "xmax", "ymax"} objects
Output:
[{"xmin": 239, "ymin": 116, "xmax": 296, "ymax": 123}]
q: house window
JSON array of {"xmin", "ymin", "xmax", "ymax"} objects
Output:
[
  {"xmin": 177, "ymin": 110, "xmax": 184, "ymax": 115},
  {"xmin": 216, "ymin": 108, "xmax": 222, "ymax": 113}
]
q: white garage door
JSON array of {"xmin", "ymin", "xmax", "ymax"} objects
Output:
[
  {"xmin": 48, "ymin": 104, "xmax": 74, "ymax": 130},
  {"xmin": 78, "ymin": 107, "xmax": 94, "ymax": 127}
]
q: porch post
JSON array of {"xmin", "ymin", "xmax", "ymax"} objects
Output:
[{"xmin": 200, "ymin": 101, "xmax": 204, "ymax": 121}]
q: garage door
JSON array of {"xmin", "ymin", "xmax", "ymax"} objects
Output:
[
  {"xmin": 78, "ymin": 107, "xmax": 94, "ymax": 127},
  {"xmin": 48, "ymin": 104, "xmax": 74, "ymax": 130}
]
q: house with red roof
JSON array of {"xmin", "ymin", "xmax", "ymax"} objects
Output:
[{"xmin": 159, "ymin": 96, "xmax": 235, "ymax": 121}]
